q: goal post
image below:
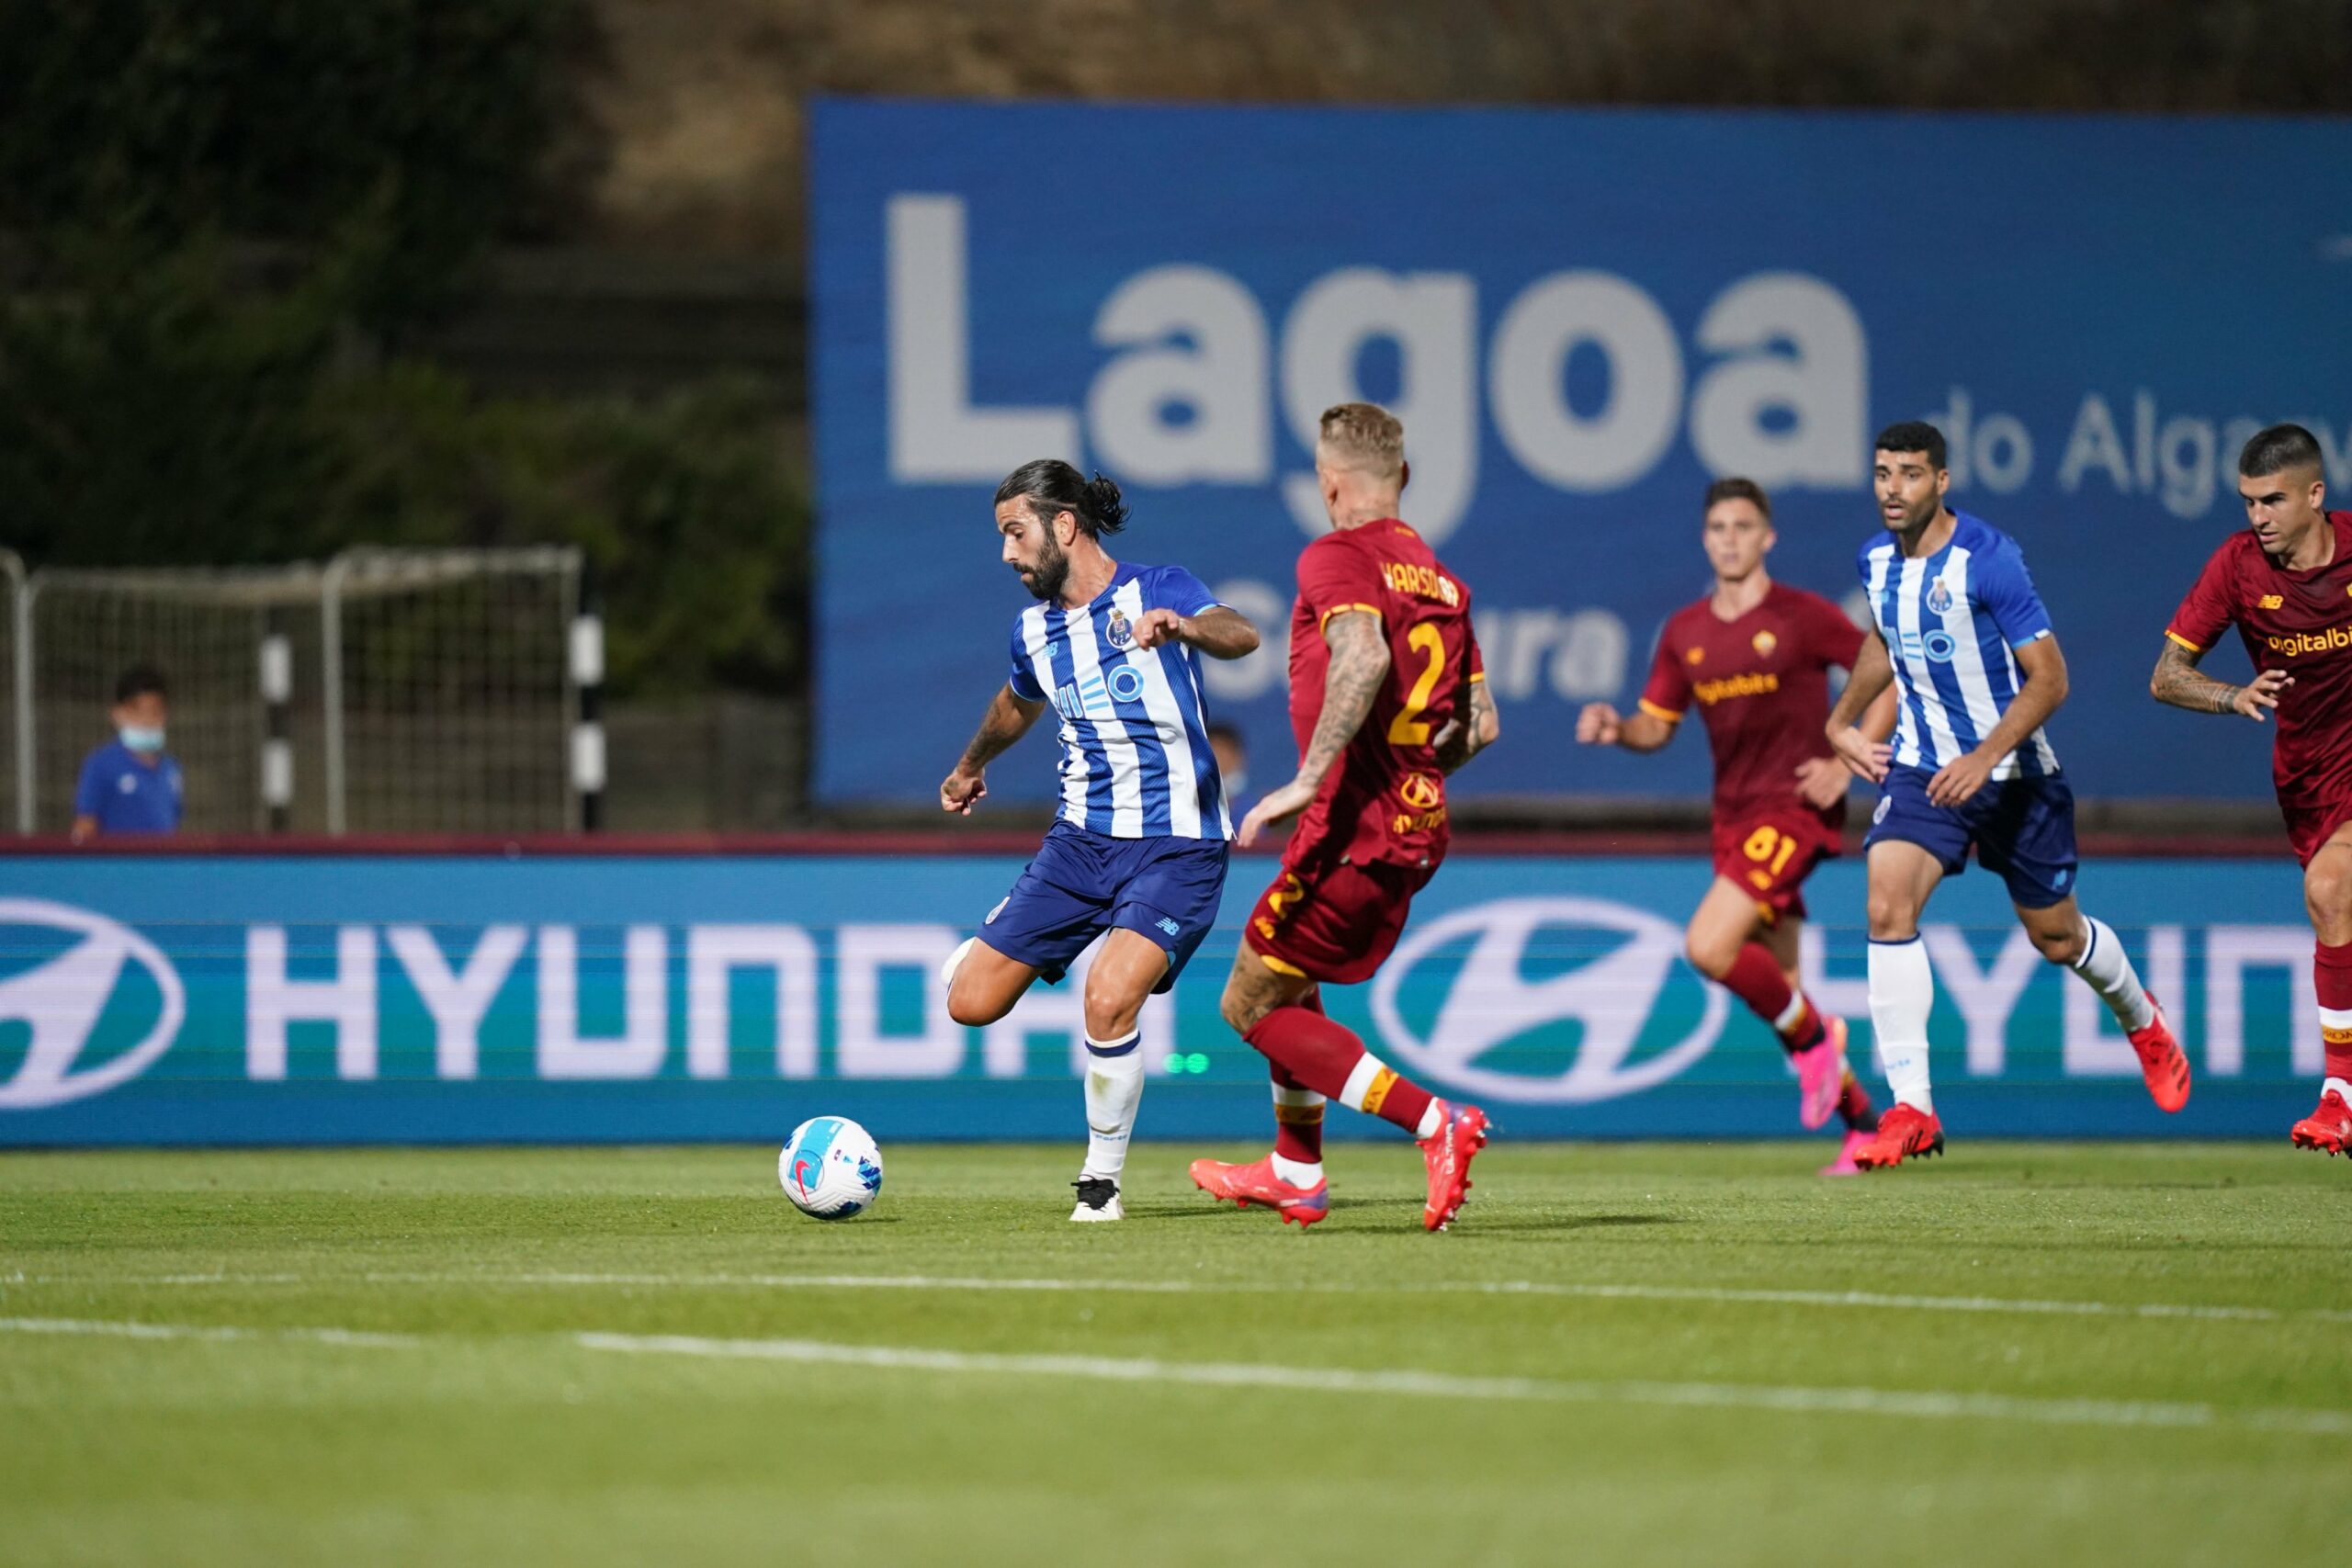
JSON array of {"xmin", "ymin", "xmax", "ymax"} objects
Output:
[{"xmin": 0, "ymin": 549, "xmax": 24, "ymax": 835}]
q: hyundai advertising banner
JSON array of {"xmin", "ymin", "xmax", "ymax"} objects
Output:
[
  {"xmin": 0, "ymin": 852, "xmax": 2320, "ymax": 1146},
  {"xmin": 809, "ymin": 98, "xmax": 2352, "ymax": 807}
]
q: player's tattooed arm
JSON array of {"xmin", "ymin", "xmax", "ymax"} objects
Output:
[
  {"xmin": 1435, "ymin": 678, "xmax": 1500, "ymax": 774},
  {"xmin": 1133, "ymin": 605, "xmax": 1261, "ymax": 659},
  {"xmin": 2150, "ymin": 637, "xmax": 2291, "ymax": 720},
  {"xmin": 941, "ymin": 684, "xmax": 1046, "ymax": 814},
  {"xmin": 1295, "ymin": 611, "xmax": 1392, "ymax": 784},
  {"xmin": 1234, "ymin": 610, "xmax": 1390, "ymax": 846}
]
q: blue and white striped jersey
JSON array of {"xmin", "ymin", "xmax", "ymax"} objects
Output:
[
  {"xmin": 1006, "ymin": 562, "xmax": 1233, "ymax": 840},
  {"xmin": 1859, "ymin": 511, "xmax": 2061, "ymax": 780}
]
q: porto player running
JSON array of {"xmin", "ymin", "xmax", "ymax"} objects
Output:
[
  {"xmin": 1577, "ymin": 479, "xmax": 1892, "ymax": 1175},
  {"xmin": 1826, "ymin": 422, "xmax": 2192, "ymax": 1168},
  {"xmin": 2153, "ymin": 423, "xmax": 2352, "ymax": 1153},
  {"xmin": 1189, "ymin": 402, "xmax": 1500, "ymax": 1231},
  {"xmin": 938, "ymin": 461, "xmax": 1261, "ymax": 1221}
]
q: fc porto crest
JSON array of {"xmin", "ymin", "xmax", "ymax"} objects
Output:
[
  {"xmin": 1105, "ymin": 607, "xmax": 1136, "ymax": 649},
  {"xmin": 1926, "ymin": 578, "xmax": 1955, "ymax": 615}
]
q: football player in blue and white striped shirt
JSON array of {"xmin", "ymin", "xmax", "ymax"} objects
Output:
[
  {"xmin": 939, "ymin": 460, "xmax": 1262, "ymax": 1220},
  {"xmin": 1826, "ymin": 422, "xmax": 2190, "ymax": 1168}
]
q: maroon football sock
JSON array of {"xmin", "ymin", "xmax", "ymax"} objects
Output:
[
  {"xmin": 2317, "ymin": 941, "xmax": 2352, "ymax": 1080},
  {"xmin": 1246, "ymin": 1005, "xmax": 1435, "ymax": 1135},
  {"xmin": 1269, "ymin": 1061, "xmax": 1325, "ymax": 1165},
  {"xmin": 1836, "ymin": 1071, "xmax": 1879, "ymax": 1133},
  {"xmin": 1720, "ymin": 942, "xmax": 1825, "ymax": 1052}
]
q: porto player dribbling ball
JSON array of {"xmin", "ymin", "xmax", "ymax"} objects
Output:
[{"xmin": 937, "ymin": 461, "xmax": 1262, "ymax": 1221}]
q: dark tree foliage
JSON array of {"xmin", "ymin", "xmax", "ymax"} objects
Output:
[{"xmin": 0, "ymin": 0, "xmax": 807, "ymax": 698}]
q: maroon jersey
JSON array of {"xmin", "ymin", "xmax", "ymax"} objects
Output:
[
  {"xmin": 1637, "ymin": 582, "xmax": 1864, "ymax": 827},
  {"xmin": 1284, "ymin": 520, "xmax": 1484, "ymax": 871},
  {"xmin": 2166, "ymin": 513, "xmax": 2352, "ymax": 856}
]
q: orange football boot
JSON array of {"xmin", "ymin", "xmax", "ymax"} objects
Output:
[
  {"xmin": 1419, "ymin": 1101, "xmax": 1490, "ymax": 1231},
  {"xmin": 2128, "ymin": 994, "xmax": 2192, "ymax": 1113},
  {"xmin": 2290, "ymin": 1088, "xmax": 2351, "ymax": 1156},
  {"xmin": 1850, "ymin": 1102, "xmax": 1944, "ymax": 1170},
  {"xmin": 1188, "ymin": 1154, "xmax": 1329, "ymax": 1224}
]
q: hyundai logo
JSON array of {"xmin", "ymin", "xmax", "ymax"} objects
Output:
[
  {"xmin": 0, "ymin": 899, "xmax": 185, "ymax": 1110},
  {"xmin": 1368, "ymin": 896, "xmax": 1726, "ymax": 1103}
]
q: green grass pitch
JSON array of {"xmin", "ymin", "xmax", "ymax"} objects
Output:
[{"xmin": 2, "ymin": 1141, "xmax": 2345, "ymax": 1566}]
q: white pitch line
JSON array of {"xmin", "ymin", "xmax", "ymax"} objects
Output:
[
  {"xmin": 578, "ymin": 1329, "xmax": 2352, "ymax": 1436},
  {"xmin": 20, "ymin": 1270, "xmax": 2348, "ymax": 1325},
  {"xmin": 0, "ymin": 1316, "xmax": 419, "ymax": 1349},
  {"xmin": 5, "ymin": 1314, "xmax": 2345, "ymax": 1438}
]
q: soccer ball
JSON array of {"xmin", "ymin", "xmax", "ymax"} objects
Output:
[{"xmin": 778, "ymin": 1115, "xmax": 884, "ymax": 1220}]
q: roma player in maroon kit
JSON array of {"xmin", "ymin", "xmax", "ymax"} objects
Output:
[
  {"xmin": 1579, "ymin": 479, "xmax": 1894, "ymax": 1174},
  {"xmin": 2154, "ymin": 423, "xmax": 2352, "ymax": 1153},
  {"xmin": 1189, "ymin": 402, "xmax": 1500, "ymax": 1230}
]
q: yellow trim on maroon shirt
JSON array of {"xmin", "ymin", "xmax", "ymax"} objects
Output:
[
  {"xmin": 1468, "ymin": 671, "xmax": 1487, "ymax": 682},
  {"xmin": 1252, "ymin": 945, "xmax": 1308, "ymax": 978},
  {"xmin": 1319, "ymin": 603, "xmax": 1384, "ymax": 636},
  {"xmin": 2164, "ymin": 629, "xmax": 2204, "ymax": 653},
  {"xmin": 1636, "ymin": 699, "xmax": 1685, "ymax": 724}
]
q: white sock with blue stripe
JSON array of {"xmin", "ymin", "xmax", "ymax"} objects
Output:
[
  {"xmin": 2069, "ymin": 916, "xmax": 2155, "ymax": 1032},
  {"xmin": 1868, "ymin": 935, "xmax": 1935, "ymax": 1113},
  {"xmin": 1081, "ymin": 1031, "xmax": 1145, "ymax": 1183}
]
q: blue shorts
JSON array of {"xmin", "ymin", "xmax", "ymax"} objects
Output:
[
  {"xmin": 979, "ymin": 820, "xmax": 1230, "ymax": 993},
  {"xmin": 1864, "ymin": 763, "xmax": 2079, "ymax": 909}
]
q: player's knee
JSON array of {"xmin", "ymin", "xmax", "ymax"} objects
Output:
[
  {"xmin": 945, "ymin": 977, "xmax": 1007, "ymax": 1029},
  {"xmin": 1864, "ymin": 891, "xmax": 1917, "ymax": 941},
  {"xmin": 2305, "ymin": 860, "xmax": 2352, "ymax": 925},
  {"xmin": 1682, "ymin": 929, "xmax": 1736, "ymax": 979},
  {"xmin": 1218, "ymin": 984, "xmax": 1263, "ymax": 1037},
  {"xmin": 1082, "ymin": 979, "xmax": 1143, "ymax": 1042},
  {"xmin": 2030, "ymin": 923, "xmax": 2085, "ymax": 965}
]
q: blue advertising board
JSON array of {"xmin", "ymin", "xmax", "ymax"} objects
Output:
[
  {"xmin": 810, "ymin": 98, "xmax": 2352, "ymax": 808},
  {"xmin": 0, "ymin": 852, "xmax": 2322, "ymax": 1146}
]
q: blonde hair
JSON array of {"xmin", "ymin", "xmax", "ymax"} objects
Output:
[{"xmin": 1316, "ymin": 401, "xmax": 1405, "ymax": 479}]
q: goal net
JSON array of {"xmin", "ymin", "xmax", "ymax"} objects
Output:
[
  {"xmin": 15, "ymin": 547, "xmax": 579, "ymax": 836},
  {"xmin": 324, "ymin": 548, "xmax": 579, "ymax": 834},
  {"xmin": 26, "ymin": 566, "xmax": 313, "ymax": 835}
]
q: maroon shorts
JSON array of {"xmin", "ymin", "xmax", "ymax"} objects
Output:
[
  {"xmin": 2283, "ymin": 796, "xmax": 2352, "ymax": 867},
  {"xmin": 1244, "ymin": 857, "xmax": 1437, "ymax": 986},
  {"xmin": 1710, "ymin": 807, "xmax": 1840, "ymax": 925}
]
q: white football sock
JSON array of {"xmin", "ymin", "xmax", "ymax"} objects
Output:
[
  {"xmin": 1868, "ymin": 936, "xmax": 1936, "ymax": 1113},
  {"xmin": 2069, "ymin": 916, "xmax": 2155, "ymax": 1032},
  {"xmin": 1340, "ymin": 1053, "xmax": 1445, "ymax": 1137},
  {"xmin": 1271, "ymin": 1153, "xmax": 1323, "ymax": 1187},
  {"xmin": 2325, "ymin": 1077, "xmax": 2352, "ymax": 1104},
  {"xmin": 1270, "ymin": 1083, "xmax": 1325, "ymax": 1187},
  {"xmin": 1080, "ymin": 1032, "xmax": 1144, "ymax": 1182},
  {"xmin": 1772, "ymin": 990, "xmax": 1810, "ymax": 1035}
]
